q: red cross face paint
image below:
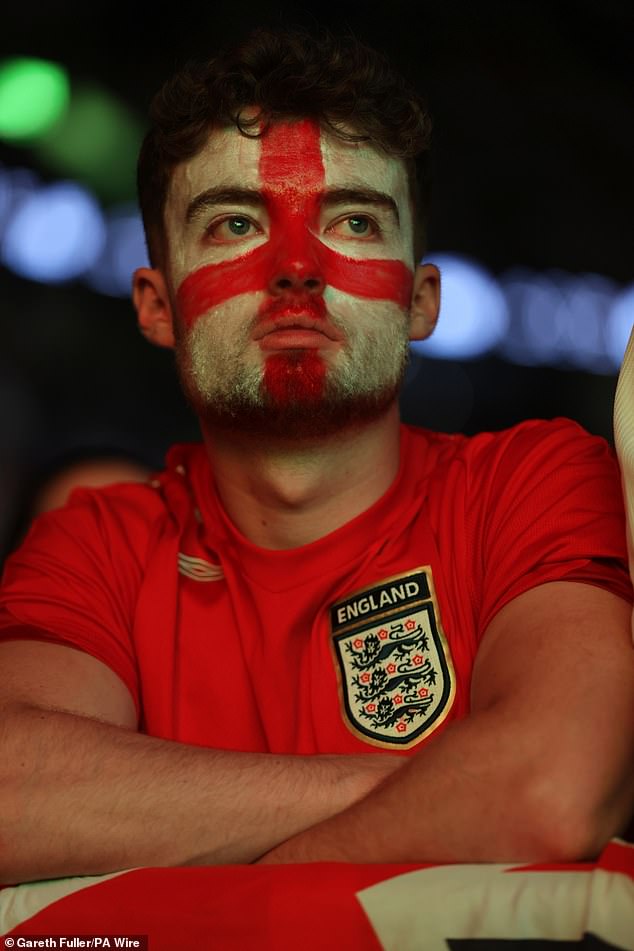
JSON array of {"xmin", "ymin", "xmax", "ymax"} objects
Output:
[{"xmin": 164, "ymin": 118, "xmax": 416, "ymax": 435}]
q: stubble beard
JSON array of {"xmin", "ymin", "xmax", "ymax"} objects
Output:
[{"xmin": 175, "ymin": 299, "xmax": 411, "ymax": 440}]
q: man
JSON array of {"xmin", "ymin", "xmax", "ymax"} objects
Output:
[
  {"xmin": 0, "ymin": 28, "xmax": 632, "ymax": 884},
  {"xmin": 615, "ymin": 325, "xmax": 634, "ymax": 615}
]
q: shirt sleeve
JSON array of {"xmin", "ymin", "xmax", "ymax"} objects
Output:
[
  {"xmin": 467, "ymin": 417, "xmax": 633, "ymax": 636},
  {"xmin": 0, "ymin": 485, "xmax": 161, "ymax": 710}
]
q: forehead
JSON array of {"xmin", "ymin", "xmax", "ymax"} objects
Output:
[{"xmin": 167, "ymin": 120, "xmax": 410, "ymax": 208}]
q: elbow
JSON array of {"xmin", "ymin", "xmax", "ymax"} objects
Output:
[
  {"xmin": 532, "ymin": 811, "xmax": 606, "ymax": 864},
  {"xmin": 523, "ymin": 771, "xmax": 634, "ymax": 863}
]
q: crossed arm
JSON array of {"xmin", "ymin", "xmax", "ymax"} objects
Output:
[
  {"xmin": 260, "ymin": 582, "xmax": 634, "ymax": 864},
  {"xmin": 1, "ymin": 581, "xmax": 633, "ymax": 882}
]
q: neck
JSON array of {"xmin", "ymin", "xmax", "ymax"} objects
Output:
[{"xmin": 201, "ymin": 405, "xmax": 402, "ymax": 549}]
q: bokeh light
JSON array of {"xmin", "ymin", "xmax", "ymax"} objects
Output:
[
  {"xmin": 607, "ymin": 286, "xmax": 634, "ymax": 367},
  {"xmin": 34, "ymin": 83, "xmax": 143, "ymax": 202},
  {"xmin": 85, "ymin": 206, "xmax": 149, "ymax": 297},
  {"xmin": 1, "ymin": 181, "xmax": 105, "ymax": 282},
  {"xmin": 0, "ymin": 166, "xmax": 40, "ymax": 235},
  {"xmin": 0, "ymin": 58, "xmax": 69, "ymax": 141},
  {"xmin": 556, "ymin": 273, "xmax": 616, "ymax": 374},
  {"xmin": 410, "ymin": 254, "xmax": 509, "ymax": 360}
]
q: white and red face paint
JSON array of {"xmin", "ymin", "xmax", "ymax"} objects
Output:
[{"xmin": 164, "ymin": 119, "xmax": 416, "ymax": 429}]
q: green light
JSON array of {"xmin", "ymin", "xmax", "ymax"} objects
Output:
[
  {"xmin": 35, "ymin": 83, "xmax": 143, "ymax": 202},
  {"xmin": 0, "ymin": 57, "xmax": 69, "ymax": 140}
]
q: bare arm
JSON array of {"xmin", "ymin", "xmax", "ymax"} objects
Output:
[
  {"xmin": 258, "ymin": 582, "xmax": 634, "ymax": 864},
  {"xmin": 0, "ymin": 640, "xmax": 402, "ymax": 883}
]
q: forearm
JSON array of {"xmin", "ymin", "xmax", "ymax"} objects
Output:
[
  {"xmin": 0, "ymin": 702, "xmax": 403, "ymax": 883},
  {"xmin": 259, "ymin": 708, "xmax": 624, "ymax": 866},
  {"xmin": 261, "ymin": 587, "xmax": 634, "ymax": 867}
]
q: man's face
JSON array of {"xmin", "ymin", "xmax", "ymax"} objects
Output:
[{"xmin": 163, "ymin": 117, "xmax": 417, "ymax": 437}]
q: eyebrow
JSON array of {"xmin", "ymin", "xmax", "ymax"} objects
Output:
[
  {"xmin": 186, "ymin": 187, "xmax": 266, "ymax": 223},
  {"xmin": 185, "ymin": 185, "xmax": 400, "ymax": 224},
  {"xmin": 320, "ymin": 188, "xmax": 400, "ymax": 223}
]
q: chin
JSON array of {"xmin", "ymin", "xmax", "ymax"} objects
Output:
[
  {"xmin": 183, "ymin": 347, "xmax": 407, "ymax": 440},
  {"xmin": 196, "ymin": 385, "xmax": 401, "ymax": 441}
]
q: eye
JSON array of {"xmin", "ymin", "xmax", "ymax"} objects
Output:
[
  {"xmin": 206, "ymin": 215, "xmax": 261, "ymax": 241},
  {"xmin": 328, "ymin": 214, "xmax": 380, "ymax": 239}
]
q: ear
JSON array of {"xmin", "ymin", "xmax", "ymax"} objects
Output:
[
  {"xmin": 132, "ymin": 267, "xmax": 176, "ymax": 349},
  {"xmin": 408, "ymin": 263, "xmax": 440, "ymax": 341}
]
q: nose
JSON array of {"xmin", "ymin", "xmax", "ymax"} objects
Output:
[
  {"xmin": 268, "ymin": 228, "xmax": 325, "ymax": 297},
  {"xmin": 269, "ymin": 261, "xmax": 325, "ymax": 296}
]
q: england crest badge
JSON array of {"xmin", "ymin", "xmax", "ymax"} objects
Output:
[{"xmin": 330, "ymin": 567, "xmax": 455, "ymax": 748}]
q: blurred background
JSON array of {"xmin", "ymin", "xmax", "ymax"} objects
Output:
[{"xmin": 1, "ymin": 0, "xmax": 632, "ymax": 555}]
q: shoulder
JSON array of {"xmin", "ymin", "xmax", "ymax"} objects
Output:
[
  {"xmin": 455, "ymin": 416, "xmax": 610, "ymax": 463},
  {"xmin": 423, "ymin": 416, "xmax": 612, "ymax": 471},
  {"xmin": 63, "ymin": 441, "xmax": 207, "ymax": 522},
  {"xmin": 403, "ymin": 417, "xmax": 615, "ymax": 484},
  {"xmin": 403, "ymin": 418, "xmax": 625, "ymax": 568},
  {"xmin": 473, "ymin": 416, "xmax": 612, "ymax": 457},
  {"xmin": 4, "ymin": 442, "xmax": 207, "ymax": 574},
  {"xmin": 466, "ymin": 417, "xmax": 619, "ymax": 494}
]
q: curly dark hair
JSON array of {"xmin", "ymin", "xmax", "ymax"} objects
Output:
[{"xmin": 137, "ymin": 26, "xmax": 432, "ymax": 271}]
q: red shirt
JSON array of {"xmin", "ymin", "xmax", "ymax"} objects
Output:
[{"xmin": 0, "ymin": 419, "xmax": 630, "ymax": 754}]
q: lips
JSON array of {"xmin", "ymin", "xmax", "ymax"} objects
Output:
[{"xmin": 252, "ymin": 304, "xmax": 345, "ymax": 346}]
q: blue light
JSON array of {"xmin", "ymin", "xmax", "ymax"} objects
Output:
[
  {"xmin": 498, "ymin": 270, "xmax": 567, "ymax": 366},
  {"xmin": 607, "ymin": 285, "xmax": 634, "ymax": 369},
  {"xmin": 1, "ymin": 181, "xmax": 105, "ymax": 282},
  {"xmin": 85, "ymin": 206, "xmax": 149, "ymax": 297},
  {"xmin": 410, "ymin": 254, "xmax": 509, "ymax": 360},
  {"xmin": 0, "ymin": 166, "xmax": 39, "ymax": 238},
  {"xmin": 0, "ymin": 168, "xmax": 10, "ymax": 230},
  {"xmin": 557, "ymin": 273, "xmax": 616, "ymax": 374}
]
